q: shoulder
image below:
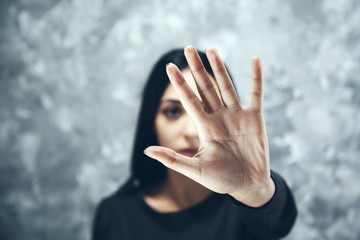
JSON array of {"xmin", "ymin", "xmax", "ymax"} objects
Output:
[
  {"xmin": 92, "ymin": 188, "xmax": 140, "ymax": 240},
  {"xmin": 97, "ymin": 187, "xmax": 140, "ymax": 213},
  {"xmin": 93, "ymin": 187, "xmax": 140, "ymax": 229}
]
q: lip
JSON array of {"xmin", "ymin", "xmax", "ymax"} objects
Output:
[{"xmin": 178, "ymin": 148, "xmax": 198, "ymax": 157}]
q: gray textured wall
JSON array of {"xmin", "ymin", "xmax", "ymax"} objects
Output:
[{"xmin": 1, "ymin": 0, "xmax": 359, "ymax": 239}]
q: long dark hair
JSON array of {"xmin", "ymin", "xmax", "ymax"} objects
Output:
[{"xmin": 118, "ymin": 48, "xmax": 235, "ymax": 194}]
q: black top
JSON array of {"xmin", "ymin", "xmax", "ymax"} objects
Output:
[{"xmin": 91, "ymin": 171, "xmax": 297, "ymax": 240}]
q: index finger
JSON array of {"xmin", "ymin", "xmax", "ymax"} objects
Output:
[{"xmin": 166, "ymin": 63, "xmax": 207, "ymax": 122}]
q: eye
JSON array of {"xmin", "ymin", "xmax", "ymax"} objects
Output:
[{"xmin": 162, "ymin": 107, "xmax": 182, "ymax": 119}]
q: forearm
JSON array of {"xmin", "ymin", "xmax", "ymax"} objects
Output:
[
  {"xmin": 228, "ymin": 171, "xmax": 297, "ymax": 239},
  {"xmin": 229, "ymin": 178, "xmax": 276, "ymax": 207}
]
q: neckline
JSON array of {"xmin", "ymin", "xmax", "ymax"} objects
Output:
[{"xmin": 138, "ymin": 191, "xmax": 222, "ymax": 221}]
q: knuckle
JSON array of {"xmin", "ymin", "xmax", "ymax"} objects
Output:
[{"xmin": 249, "ymin": 91, "xmax": 263, "ymax": 98}]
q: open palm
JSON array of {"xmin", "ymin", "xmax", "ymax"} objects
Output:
[{"xmin": 145, "ymin": 46, "xmax": 275, "ymax": 207}]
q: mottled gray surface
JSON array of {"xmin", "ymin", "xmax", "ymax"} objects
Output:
[{"xmin": 0, "ymin": 0, "xmax": 359, "ymax": 239}]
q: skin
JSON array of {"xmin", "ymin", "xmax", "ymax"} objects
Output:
[
  {"xmin": 145, "ymin": 46, "xmax": 275, "ymax": 208},
  {"xmin": 144, "ymin": 69, "xmax": 217, "ymax": 212}
]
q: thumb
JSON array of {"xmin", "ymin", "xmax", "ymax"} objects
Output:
[{"xmin": 144, "ymin": 146, "xmax": 200, "ymax": 182}]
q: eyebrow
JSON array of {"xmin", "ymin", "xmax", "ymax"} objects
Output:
[
  {"xmin": 160, "ymin": 99, "xmax": 182, "ymax": 104},
  {"xmin": 160, "ymin": 99, "xmax": 205, "ymax": 108}
]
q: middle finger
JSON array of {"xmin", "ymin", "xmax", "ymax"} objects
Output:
[{"xmin": 184, "ymin": 46, "xmax": 223, "ymax": 113}]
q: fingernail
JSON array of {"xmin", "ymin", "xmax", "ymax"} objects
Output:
[{"xmin": 166, "ymin": 62, "xmax": 172, "ymax": 67}]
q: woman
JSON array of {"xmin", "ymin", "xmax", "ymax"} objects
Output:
[{"xmin": 92, "ymin": 46, "xmax": 297, "ymax": 240}]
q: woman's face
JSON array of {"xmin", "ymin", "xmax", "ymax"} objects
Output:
[{"xmin": 154, "ymin": 68, "xmax": 218, "ymax": 157}]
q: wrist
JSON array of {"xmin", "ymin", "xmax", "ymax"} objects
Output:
[{"xmin": 229, "ymin": 179, "xmax": 275, "ymax": 207}]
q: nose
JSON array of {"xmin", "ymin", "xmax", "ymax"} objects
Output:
[{"xmin": 183, "ymin": 114, "xmax": 198, "ymax": 139}]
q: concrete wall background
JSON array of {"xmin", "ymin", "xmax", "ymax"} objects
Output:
[{"xmin": 1, "ymin": 0, "xmax": 359, "ymax": 239}]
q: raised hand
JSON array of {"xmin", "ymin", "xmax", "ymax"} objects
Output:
[{"xmin": 144, "ymin": 46, "xmax": 275, "ymax": 207}]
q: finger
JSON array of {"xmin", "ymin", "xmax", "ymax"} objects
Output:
[
  {"xmin": 184, "ymin": 46, "xmax": 223, "ymax": 113},
  {"xmin": 166, "ymin": 63, "xmax": 207, "ymax": 122},
  {"xmin": 144, "ymin": 146, "xmax": 201, "ymax": 182},
  {"xmin": 248, "ymin": 57, "xmax": 263, "ymax": 112},
  {"xmin": 205, "ymin": 48, "xmax": 241, "ymax": 109}
]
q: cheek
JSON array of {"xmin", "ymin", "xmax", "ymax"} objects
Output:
[
  {"xmin": 155, "ymin": 116, "xmax": 179, "ymax": 147},
  {"xmin": 156, "ymin": 128, "xmax": 171, "ymax": 147}
]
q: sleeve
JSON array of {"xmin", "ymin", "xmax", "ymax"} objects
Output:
[
  {"xmin": 91, "ymin": 199, "xmax": 109, "ymax": 240},
  {"xmin": 227, "ymin": 170, "xmax": 298, "ymax": 239}
]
